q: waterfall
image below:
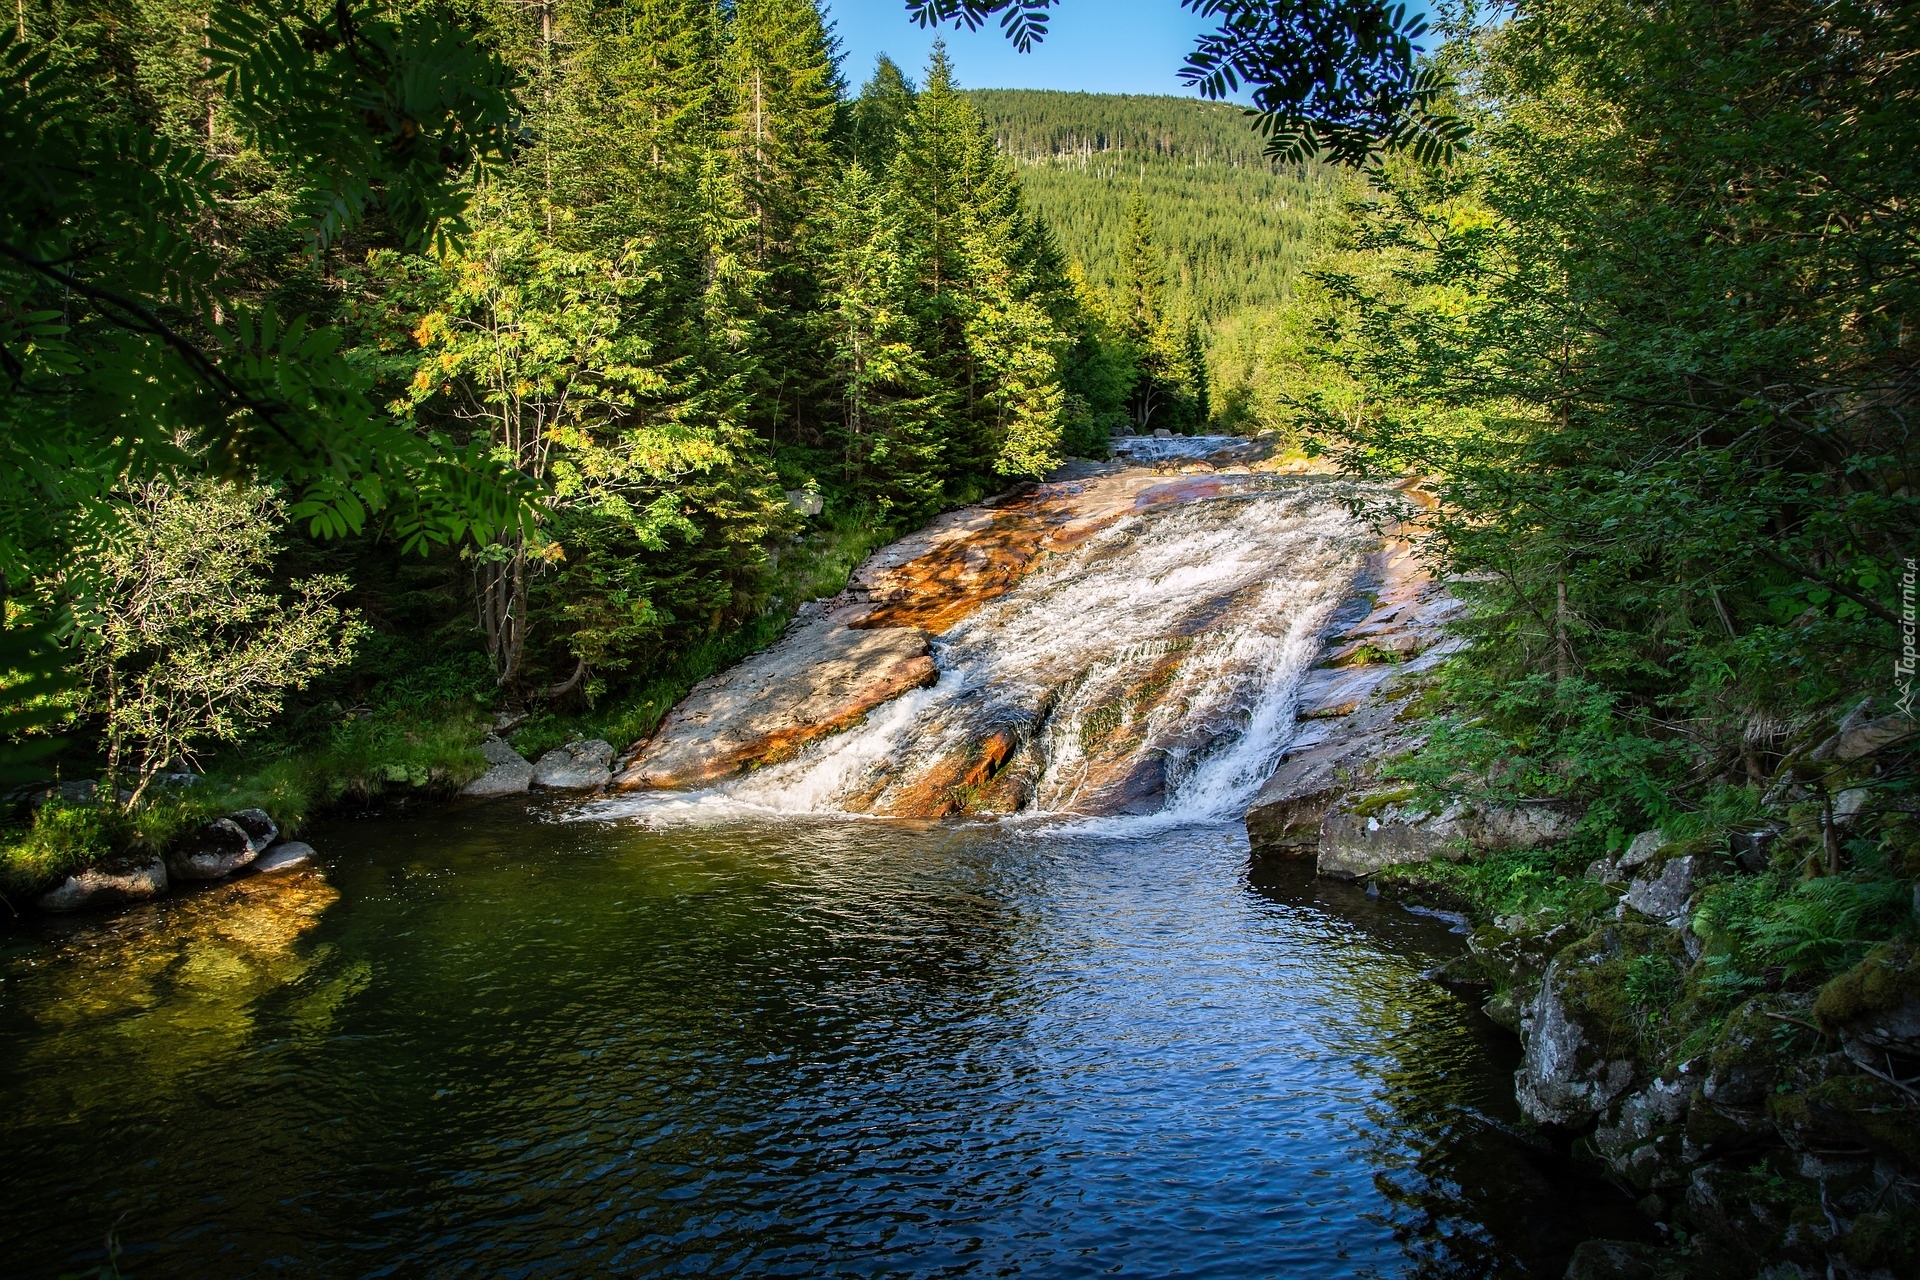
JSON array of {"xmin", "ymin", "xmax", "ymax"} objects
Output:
[{"xmin": 589, "ymin": 479, "xmax": 1371, "ymax": 828}]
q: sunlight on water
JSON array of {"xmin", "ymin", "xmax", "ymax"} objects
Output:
[{"xmin": 0, "ymin": 813, "xmax": 1639, "ymax": 1279}]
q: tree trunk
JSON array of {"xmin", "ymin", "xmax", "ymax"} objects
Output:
[{"xmin": 477, "ymin": 537, "xmax": 531, "ymax": 691}]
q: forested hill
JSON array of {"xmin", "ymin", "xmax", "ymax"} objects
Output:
[{"xmin": 966, "ymin": 89, "xmax": 1336, "ymax": 322}]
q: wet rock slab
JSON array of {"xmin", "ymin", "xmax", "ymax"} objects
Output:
[
  {"xmin": 616, "ymin": 621, "xmax": 937, "ymax": 790},
  {"xmin": 614, "ymin": 466, "xmax": 1288, "ymax": 799},
  {"xmin": 1244, "ymin": 496, "xmax": 1469, "ymax": 871}
]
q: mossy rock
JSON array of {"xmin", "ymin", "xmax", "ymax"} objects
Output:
[
  {"xmin": 1772, "ymin": 1072, "xmax": 1920, "ymax": 1166},
  {"xmin": 1842, "ymin": 1208, "xmax": 1920, "ymax": 1279},
  {"xmin": 1814, "ymin": 938, "xmax": 1918, "ymax": 1033},
  {"xmin": 1551, "ymin": 923, "xmax": 1689, "ymax": 1059},
  {"xmin": 1347, "ymin": 784, "xmax": 1421, "ymax": 819},
  {"xmin": 1700, "ymin": 994, "xmax": 1819, "ymax": 1109}
]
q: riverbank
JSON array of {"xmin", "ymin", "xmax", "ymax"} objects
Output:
[
  {"xmin": 4, "ymin": 438, "xmax": 1308, "ymax": 918},
  {"xmin": 1245, "ymin": 556, "xmax": 1920, "ymax": 1278},
  {"xmin": 0, "ymin": 508, "xmax": 902, "ymax": 920}
]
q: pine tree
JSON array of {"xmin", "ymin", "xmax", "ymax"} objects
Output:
[
  {"xmin": 722, "ymin": 0, "xmax": 841, "ymax": 265},
  {"xmin": 1182, "ymin": 319, "xmax": 1211, "ymax": 433}
]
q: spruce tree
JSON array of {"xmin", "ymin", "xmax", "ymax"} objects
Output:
[
  {"xmin": 850, "ymin": 55, "xmax": 916, "ymax": 173},
  {"xmin": 821, "ymin": 163, "xmax": 947, "ymax": 516}
]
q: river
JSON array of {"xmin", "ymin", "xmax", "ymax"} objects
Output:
[{"xmin": 0, "ymin": 801, "xmax": 1638, "ymax": 1278}]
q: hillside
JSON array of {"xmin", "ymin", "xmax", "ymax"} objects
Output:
[{"xmin": 965, "ymin": 89, "xmax": 1338, "ymax": 323}]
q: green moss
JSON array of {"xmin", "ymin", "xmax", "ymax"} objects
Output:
[
  {"xmin": 1347, "ymin": 785, "xmax": 1420, "ymax": 819},
  {"xmin": 1079, "ymin": 702, "xmax": 1124, "ymax": 752},
  {"xmin": 1814, "ymin": 939, "xmax": 1918, "ymax": 1032}
]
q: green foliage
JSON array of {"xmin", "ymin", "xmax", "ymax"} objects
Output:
[
  {"xmin": 1306, "ymin": 0, "xmax": 1917, "ymax": 857},
  {"xmin": 0, "ymin": 7, "xmax": 530, "ymax": 582},
  {"xmin": 0, "ymin": 801, "xmax": 129, "ymax": 903},
  {"xmin": 1180, "ymin": 0, "xmax": 1466, "ymax": 166},
  {"xmin": 65, "ymin": 479, "xmax": 365, "ymax": 805},
  {"xmin": 1696, "ymin": 858, "xmax": 1916, "ymax": 986},
  {"xmin": 1377, "ymin": 841, "xmax": 1612, "ymax": 923},
  {"xmin": 967, "ymin": 89, "xmax": 1336, "ymax": 324}
]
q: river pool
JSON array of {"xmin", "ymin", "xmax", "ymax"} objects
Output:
[{"xmin": 0, "ymin": 799, "xmax": 1638, "ymax": 1277}]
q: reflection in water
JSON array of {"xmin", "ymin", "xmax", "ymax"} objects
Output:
[{"xmin": 0, "ymin": 806, "xmax": 1634, "ymax": 1278}]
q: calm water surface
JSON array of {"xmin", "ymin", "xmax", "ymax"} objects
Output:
[{"xmin": 0, "ymin": 800, "xmax": 1636, "ymax": 1277}]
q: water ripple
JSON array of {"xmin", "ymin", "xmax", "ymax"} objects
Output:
[{"xmin": 0, "ymin": 810, "xmax": 1639, "ymax": 1278}]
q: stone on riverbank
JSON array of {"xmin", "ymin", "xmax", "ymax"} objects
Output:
[
  {"xmin": 1516, "ymin": 957, "xmax": 1639, "ymax": 1128},
  {"xmin": 1618, "ymin": 854, "xmax": 1698, "ymax": 928},
  {"xmin": 37, "ymin": 855, "xmax": 168, "ymax": 912},
  {"xmin": 464, "ymin": 737, "xmax": 535, "ymax": 796},
  {"xmin": 1315, "ymin": 795, "xmax": 1578, "ymax": 881},
  {"xmin": 168, "ymin": 810, "xmax": 276, "ymax": 881},
  {"xmin": 252, "ymin": 842, "xmax": 315, "ymax": 874},
  {"xmin": 532, "ymin": 739, "xmax": 616, "ymax": 790}
]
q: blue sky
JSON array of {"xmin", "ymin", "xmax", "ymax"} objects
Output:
[{"xmin": 823, "ymin": 0, "xmax": 1221, "ymax": 96}]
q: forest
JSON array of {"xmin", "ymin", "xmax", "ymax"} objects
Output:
[{"xmin": 0, "ymin": 0, "xmax": 1240, "ymax": 890}]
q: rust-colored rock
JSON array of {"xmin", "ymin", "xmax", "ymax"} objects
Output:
[{"xmin": 613, "ymin": 616, "xmax": 935, "ymax": 791}]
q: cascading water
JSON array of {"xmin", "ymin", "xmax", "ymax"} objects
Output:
[{"xmin": 596, "ymin": 479, "xmax": 1371, "ymax": 827}]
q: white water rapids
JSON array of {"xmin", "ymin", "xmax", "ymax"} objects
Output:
[{"xmin": 588, "ymin": 480, "xmax": 1372, "ymax": 830}]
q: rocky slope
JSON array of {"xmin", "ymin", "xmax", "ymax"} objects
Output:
[{"xmin": 1241, "ymin": 529, "xmax": 1920, "ymax": 1277}]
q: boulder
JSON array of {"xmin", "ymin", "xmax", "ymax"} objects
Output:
[
  {"xmin": 1447, "ymin": 917, "xmax": 1578, "ymax": 1032},
  {"xmin": 1244, "ymin": 695, "xmax": 1412, "ymax": 858},
  {"xmin": 168, "ymin": 815, "xmax": 270, "ymax": 881},
  {"xmin": 252, "ymin": 841, "xmax": 315, "ymax": 874},
  {"xmin": 1813, "ymin": 940, "xmax": 1920, "ymax": 1069},
  {"xmin": 1316, "ymin": 793, "xmax": 1577, "ymax": 880},
  {"xmin": 1516, "ymin": 957, "xmax": 1638, "ymax": 1127},
  {"xmin": 1616, "ymin": 828, "xmax": 1666, "ymax": 872},
  {"xmin": 4, "ymin": 778, "xmax": 101, "ymax": 811},
  {"xmin": 1810, "ymin": 699, "xmax": 1914, "ymax": 761},
  {"xmin": 228, "ymin": 808, "xmax": 278, "ymax": 851},
  {"xmin": 1619, "ymin": 855, "xmax": 1698, "ymax": 927},
  {"xmin": 532, "ymin": 739, "xmax": 616, "ymax": 790},
  {"xmin": 1593, "ymin": 1074, "xmax": 1691, "ymax": 1190},
  {"xmin": 463, "ymin": 737, "xmax": 534, "ymax": 796},
  {"xmin": 37, "ymin": 856, "xmax": 168, "ymax": 913},
  {"xmin": 1317, "ymin": 793, "xmax": 1476, "ymax": 880},
  {"xmin": 1476, "ymin": 802, "xmax": 1579, "ymax": 849}
]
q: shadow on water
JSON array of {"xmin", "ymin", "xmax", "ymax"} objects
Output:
[
  {"xmin": 0, "ymin": 802, "xmax": 1639, "ymax": 1278},
  {"xmin": 1245, "ymin": 858, "xmax": 1651, "ymax": 1278}
]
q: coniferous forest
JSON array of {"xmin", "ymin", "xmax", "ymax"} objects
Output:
[{"xmin": 1, "ymin": 1, "xmax": 1239, "ymax": 862}]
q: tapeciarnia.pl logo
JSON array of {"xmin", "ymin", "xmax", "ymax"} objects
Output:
[{"xmin": 1901, "ymin": 557, "xmax": 1917, "ymax": 719}]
